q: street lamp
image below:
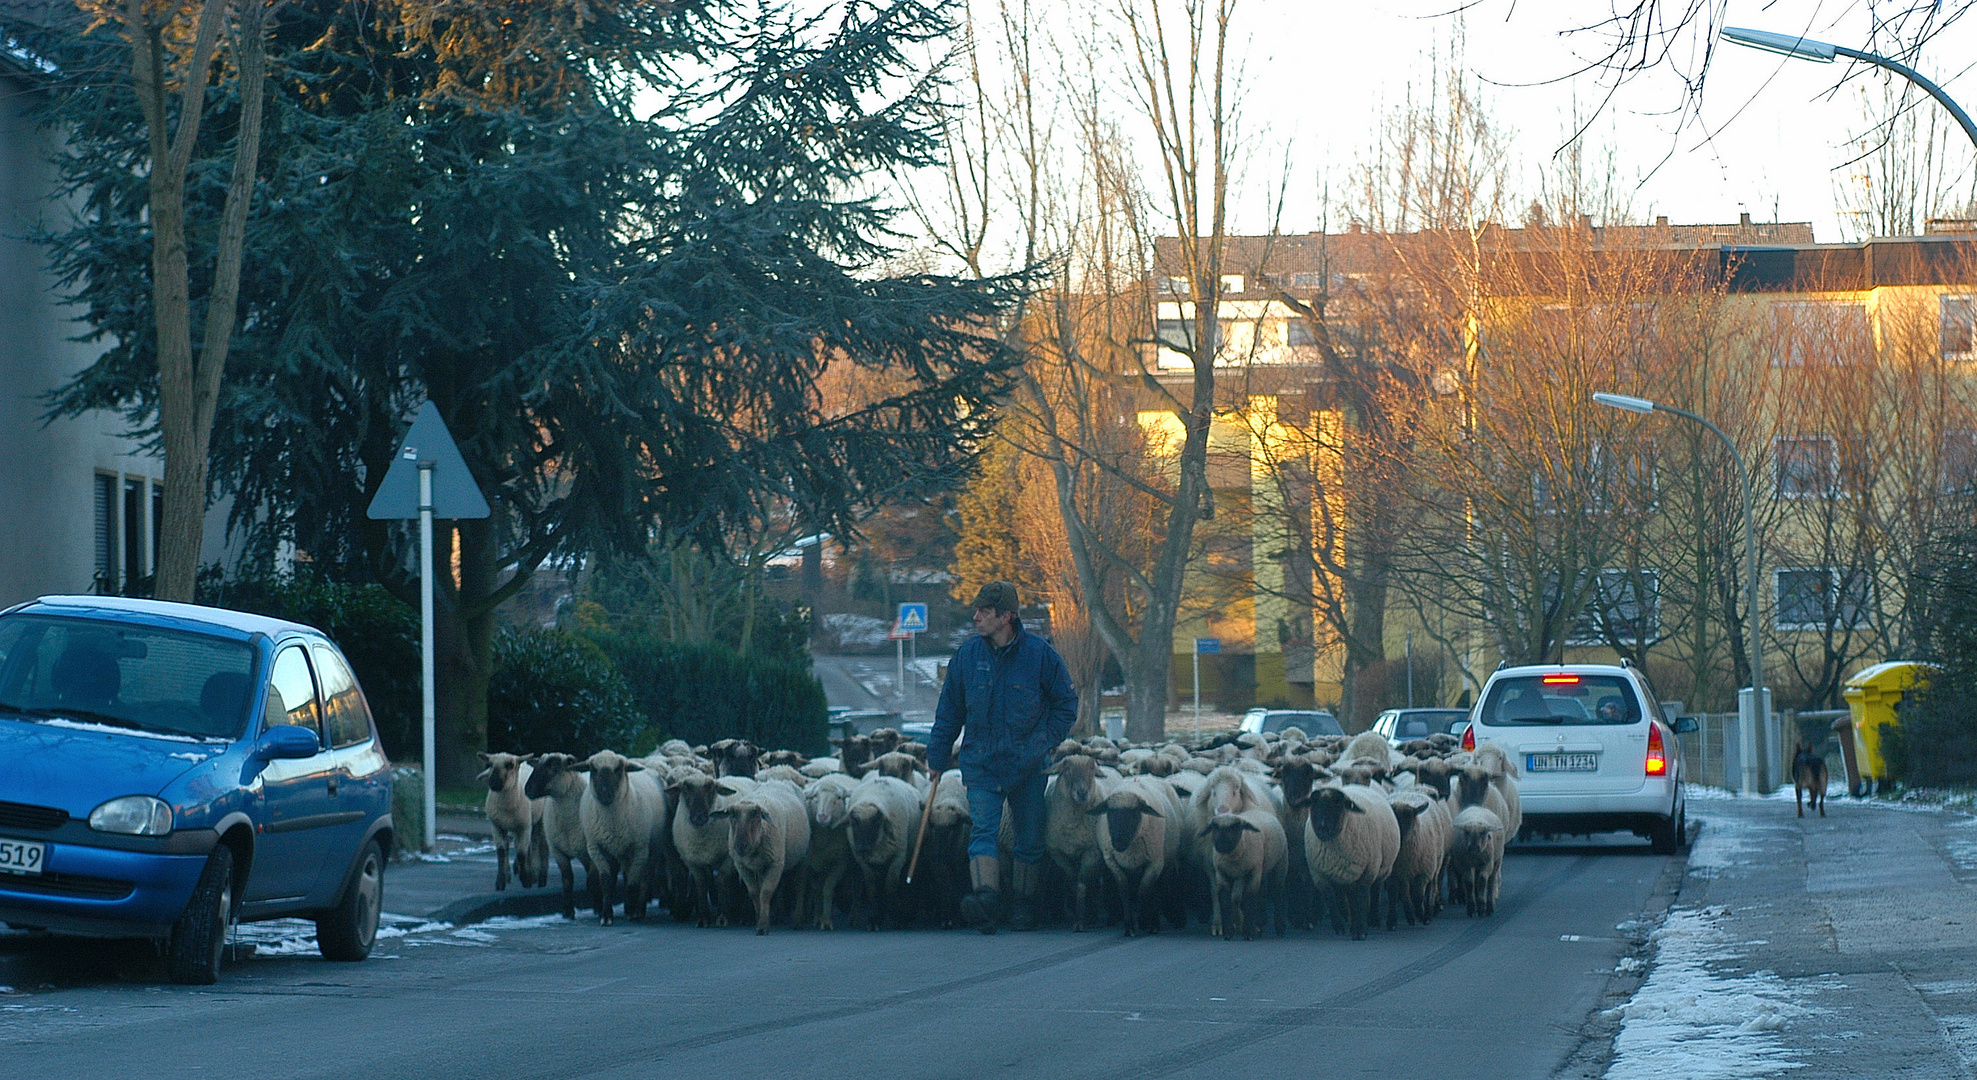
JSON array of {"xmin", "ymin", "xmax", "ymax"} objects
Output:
[
  {"xmin": 1593, "ymin": 392, "xmax": 1768, "ymax": 796},
  {"xmin": 1721, "ymin": 26, "xmax": 1977, "ymax": 151}
]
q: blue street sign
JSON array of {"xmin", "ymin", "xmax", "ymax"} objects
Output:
[
  {"xmin": 1195, "ymin": 637, "xmax": 1221, "ymax": 654},
  {"xmin": 897, "ymin": 602, "xmax": 929, "ymax": 633}
]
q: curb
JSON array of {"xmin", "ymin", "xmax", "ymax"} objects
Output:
[{"xmin": 427, "ymin": 889, "xmax": 582, "ymax": 926}]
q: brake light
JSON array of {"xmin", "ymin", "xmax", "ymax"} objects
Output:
[
  {"xmin": 1461, "ymin": 723, "xmax": 1475, "ymax": 752},
  {"xmin": 1542, "ymin": 674, "xmax": 1581, "ymax": 684},
  {"xmin": 1646, "ymin": 723, "xmax": 1667, "ymax": 776}
]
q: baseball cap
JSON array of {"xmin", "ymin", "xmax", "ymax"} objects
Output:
[{"xmin": 970, "ymin": 581, "xmax": 1019, "ymax": 613}]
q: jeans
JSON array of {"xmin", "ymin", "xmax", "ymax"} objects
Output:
[{"xmin": 965, "ymin": 771, "xmax": 1047, "ymax": 863}]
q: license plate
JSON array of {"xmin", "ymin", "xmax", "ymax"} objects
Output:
[
  {"xmin": 1528, "ymin": 752, "xmax": 1598, "ymax": 773},
  {"xmin": 0, "ymin": 836, "xmax": 46, "ymax": 876}
]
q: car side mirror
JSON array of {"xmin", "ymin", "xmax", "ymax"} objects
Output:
[
  {"xmin": 1673, "ymin": 717, "xmax": 1699, "ymax": 735},
  {"xmin": 253, "ymin": 724, "xmax": 321, "ymax": 760}
]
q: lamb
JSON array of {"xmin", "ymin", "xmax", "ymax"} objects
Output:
[
  {"xmin": 845, "ymin": 774, "xmax": 922, "ymax": 929},
  {"xmin": 1200, "ymin": 807, "xmax": 1288, "ymax": 940},
  {"xmin": 1449, "ymin": 805, "xmax": 1506, "ymax": 916},
  {"xmin": 715, "ymin": 779, "xmax": 811, "ymax": 934},
  {"xmin": 478, "ymin": 752, "xmax": 547, "ymax": 891},
  {"xmin": 573, "ymin": 750, "xmax": 668, "ymax": 925},
  {"xmin": 1385, "ymin": 789, "xmax": 1448, "ymax": 928},
  {"xmin": 1304, "ymin": 784, "xmax": 1402, "ymax": 940},
  {"xmin": 1454, "ymin": 765, "xmax": 1515, "ymax": 846},
  {"xmin": 799, "ymin": 773, "xmax": 859, "ymax": 930},
  {"xmin": 923, "ymin": 770, "xmax": 973, "ymax": 928},
  {"xmin": 671, "ymin": 772, "xmax": 757, "ymax": 927},
  {"xmin": 1043, "ymin": 753, "xmax": 1113, "ymax": 931},
  {"xmin": 523, "ymin": 752, "xmax": 592, "ymax": 920},
  {"xmin": 1089, "ymin": 776, "xmax": 1181, "ymax": 937}
]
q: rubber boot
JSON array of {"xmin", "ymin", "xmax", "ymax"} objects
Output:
[
  {"xmin": 1007, "ymin": 860, "xmax": 1040, "ymax": 931},
  {"xmin": 960, "ymin": 855, "xmax": 1000, "ymax": 934}
]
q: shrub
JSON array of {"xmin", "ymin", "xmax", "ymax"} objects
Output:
[
  {"xmin": 580, "ymin": 623, "xmax": 828, "ymax": 755},
  {"xmin": 202, "ymin": 568, "xmax": 421, "ymax": 760},
  {"xmin": 1889, "ymin": 542, "xmax": 1977, "ymax": 788},
  {"xmin": 486, "ymin": 628, "xmax": 645, "ymax": 757}
]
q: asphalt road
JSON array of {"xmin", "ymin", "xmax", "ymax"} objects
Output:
[{"xmin": 0, "ymin": 839, "xmax": 1683, "ymax": 1080}]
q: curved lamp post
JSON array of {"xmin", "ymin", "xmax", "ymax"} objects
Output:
[
  {"xmin": 1721, "ymin": 26, "xmax": 1977, "ymax": 152},
  {"xmin": 1594, "ymin": 392, "xmax": 1766, "ymax": 795}
]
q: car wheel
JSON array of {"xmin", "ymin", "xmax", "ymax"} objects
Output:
[
  {"xmin": 166, "ymin": 844, "xmax": 233, "ymax": 985},
  {"xmin": 316, "ymin": 840, "xmax": 384, "ymax": 962},
  {"xmin": 1649, "ymin": 808, "xmax": 1680, "ymax": 855}
]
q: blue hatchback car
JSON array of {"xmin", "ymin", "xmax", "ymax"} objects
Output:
[{"xmin": 0, "ymin": 595, "xmax": 394, "ymax": 983}]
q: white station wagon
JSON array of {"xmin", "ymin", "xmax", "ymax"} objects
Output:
[{"xmin": 1461, "ymin": 662, "xmax": 1692, "ymax": 853}]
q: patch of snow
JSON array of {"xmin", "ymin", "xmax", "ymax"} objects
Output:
[
  {"xmin": 476, "ymin": 914, "xmax": 572, "ymax": 931},
  {"xmin": 406, "ymin": 852, "xmax": 452, "ymax": 863},
  {"xmin": 1606, "ymin": 906, "xmax": 1823, "ymax": 1080},
  {"xmin": 1684, "ymin": 813, "xmax": 1782, "ymax": 875},
  {"xmin": 167, "ymin": 751, "xmax": 214, "ymax": 762},
  {"xmin": 35, "ymin": 718, "xmax": 223, "ymax": 744},
  {"xmin": 1938, "ymin": 1016, "xmax": 1977, "ymax": 1068},
  {"xmin": 448, "ymin": 927, "xmax": 498, "ymax": 942},
  {"xmin": 436, "ymin": 833, "xmax": 474, "ymax": 842},
  {"xmin": 376, "ymin": 920, "xmax": 452, "ymax": 939}
]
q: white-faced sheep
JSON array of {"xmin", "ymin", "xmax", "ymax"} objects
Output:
[
  {"xmin": 799, "ymin": 773, "xmax": 859, "ymax": 930},
  {"xmin": 1449, "ymin": 805, "xmax": 1505, "ymax": 916},
  {"xmin": 574, "ymin": 750, "xmax": 668, "ymax": 926},
  {"xmin": 1304, "ymin": 784, "xmax": 1402, "ymax": 940},
  {"xmin": 478, "ymin": 752, "xmax": 547, "ymax": 891},
  {"xmin": 1470, "ymin": 743, "xmax": 1523, "ymax": 840},
  {"xmin": 716, "ymin": 779, "xmax": 811, "ymax": 934},
  {"xmin": 523, "ymin": 753, "xmax": 592, "ymax": 920},
  {"xmin": 1200, "ymin": 808, "xmax": 1288, "ymax": 940},
  {"xmin": 1043, "ymin": 753, "xmax": 1114, "ymax": 932},
  {"xmin": 1089, "ymin": 776, "xmax": 1181, "ymax": 937},
  {"xmin": 846, "ymin": 774, "xmax": 922, "ymax": 930}
]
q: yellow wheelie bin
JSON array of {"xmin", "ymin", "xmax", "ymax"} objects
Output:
[{"xmin": 1842, "ymin": 661, "xmax": 1940, "ymax": 795}]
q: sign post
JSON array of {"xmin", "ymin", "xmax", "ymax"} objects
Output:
[
  {"xmin": 366, "ymin": 402, "xmax": 491, "ymax": 850},
  {"xmin": 1193, "ymin": 637, "xmax": 1220, "ymax": 734}
]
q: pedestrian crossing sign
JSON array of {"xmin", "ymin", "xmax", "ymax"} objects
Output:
[{"xmin": 897, "ymin": 603, "xmax": 928, "ymax": 633}]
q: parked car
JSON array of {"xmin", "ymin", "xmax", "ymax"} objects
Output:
[
  {"xmin": 1239, "ymin": 709, "xmax": 1344, "ymax": 737},
  {"xmin": 1462, "ymin": 662, "xmax": 1692, "ymax": 853},
  {"xmin": 0, "ymin": 596, "xmax": 394, "ymax": 983},
  {"xmin": 1371, "ymin": 707, "xmax": 1472, "ymax": 745}
]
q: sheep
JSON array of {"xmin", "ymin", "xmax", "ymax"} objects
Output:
[
  {"xmin": 760, "ymin": 749, "xmax": 809, "ymax": 770},
  {"xmin": 845, "ymin": 774, "xmax": 922, "ymax": 929},
  {"xmin": 715, "ymin": 779, "xmax": 811, "ymax": 934},
  {"xmin": 754, "ymin": 764, "xmax": 808, "ymax": 786},
  {"xmin": 1342, "ymin": 730, "xmax": 1398, "ymax": 769},
  {"xmin": 1089, "ymin": 776, "xmax": 1181, "ymax": 937},
  {"xmin": 897, "ymin": 740, "xmax": 928, "ymax": 761},
  {"xmin": 1385, "ymin": 789, "xmax": 1448, "ymax": 928},
  {"xmin": 707, "ymin": 738, "xmax": 761, "ymax": 778},
  {"xmin": 1043, "ymin": 753, "xmax": 1114, "ymax": 932},
  {"xmin": 870, "ymin": 751, "xmax": 928, "ymax": 790},
  {"xmin": 1471, "ymin": 743, "xmax": 1523, "ymax": 840},
  {"xmin": 1304, "ymin": 784, "xmax": 1402, "ymax": 940},
  {"xmin": 671, "ymin": 772, "xmax": 756, "ymax": 927},
  {"xmin": 1449, "ymin": 805, "xmax": 1506, "ymax": 916},
  {"xmin": 799, "ymin": 757, "xmax": 843, "ymax": 778},
  {"xmin": 1273, "ymin": 758, "xmax": 1324, "ymax": 930},
  {"xmin": 573, "ymin": 750, "xmax": 668, "ymax": 926},
  {"xmin": 799, "ymin": 773, "xmax": 860, "ymax": 930},
  {"xmin": 867, "ymin": 728, "xmax": 904, "ymax": 757},
  {"xmin": 924, "ymin": 770, "xmax": 973, "ymax": 928},
  {"xmin": 836, "ymin": 734, "xmax": 874, "ymax": 776},
  {"xmin": 478, "ymin": 752, "xmax": 547, "ymax": 891},
  {"xmin": 523, "ymin": 752, "xmax": 593, "ymax": 920},
  {"xmin": 1201, "ymin": 808, "xmax": 1288, "ymax": 940},
  {"xmin": 659, "ymin": 738, "xmax": 694, "ymax": 757},
  {"xmin": 1454, "ymin": 765, "xmax": 1515, "ymax": 845}
]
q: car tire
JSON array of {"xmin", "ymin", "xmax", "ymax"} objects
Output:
[
  {"xmin": 316, "ymin": 840, "xmax": 384, "ymax": 962},
  {"xmin": 1649, "ymin": 808, "xmax": 1681, "ymax": 855},
  {"xmin": 165, "ymin": 844, "xmax": 233, "ymax": 985}
]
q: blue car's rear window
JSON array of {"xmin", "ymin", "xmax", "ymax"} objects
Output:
[{"xmin": 0, "ymin": 615, "xmax": 258, "ymax": 739}]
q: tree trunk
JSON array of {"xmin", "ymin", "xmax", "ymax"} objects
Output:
[{"xmin": 1123, "ymin": 656, "xmax": 1169, "ymax": 744}]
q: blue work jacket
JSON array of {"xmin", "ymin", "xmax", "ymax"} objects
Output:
[{"xmin": 929, "ymin": 626, "xmax": 1078, "ymax": 794}]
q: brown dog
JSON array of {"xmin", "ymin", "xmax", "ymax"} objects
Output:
[{"xmin": 1793, "ymin": 741, "xmax": 1828, "ymax": 818}]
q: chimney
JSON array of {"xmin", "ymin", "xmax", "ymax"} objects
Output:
[
  {"xmin": 1655, "ymin": 215, "xmax": 1669, "ymax": 227},
  {"xmin": 1739, "ymin": 212, "xmax": 1752, "ymax": 227}
]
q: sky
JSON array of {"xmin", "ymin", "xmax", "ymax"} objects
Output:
[{"xmin": 1014, "ymin": 0, "xmax": 1977, "ymax": 245}]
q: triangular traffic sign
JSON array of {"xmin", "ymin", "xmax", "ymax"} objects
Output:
[{"xmin": 365, "ymin": 401, "xmax": 492, "ymax": 520}]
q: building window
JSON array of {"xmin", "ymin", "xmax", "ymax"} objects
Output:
[
  {"xmin": 1287, "ymin": 318, "xmax": 1316, "ymax": 346},
  {"xmin": 1288, "ymin": 272, "xmax": 1325, "ymax": 290},
  {"xmin": 1774, "ymin": 435, "xmax": 1838, "ymax": 497},
  {"xmin": 1219, "ymin": 275, "xmax": 1244, "ymax": 295},
  {"xmin": 1775, "ymin": 567, "xmax": 1870, "ymax": 630},
  {"xmin": 93, "ymin": 473, "xmax": 116, "ymax": 593},
  {"xmin": 1570, "ymin": 569, "xmax": 1661, "ymax": 645},
  {"xmin": 1942, "ymin": 295, "xmax": 1975, "ymax": 360},
  {"xmin": 1771, "ymin": 301, "xmax": 1871, "ymax": 367},
  {"xmin": 1943, "ymin": 430, "xmax": 1977, "ymax": 494},
  {"xmin": 1158, "ymin": 276, "xmax": 1190, "ymax": 295}
]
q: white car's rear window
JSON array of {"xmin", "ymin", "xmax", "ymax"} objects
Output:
[{"xmin": 1478, "ymin": 674, "xmax": 1639, "ymax": 727}]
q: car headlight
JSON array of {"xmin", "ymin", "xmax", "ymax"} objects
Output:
[{"xmin": 89, "ymin": 795, "xmax": 174, "ymax": 836}]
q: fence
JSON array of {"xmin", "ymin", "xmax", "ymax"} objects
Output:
[{"xmin": 1676, "ymin": 709, "xmax": 1849, "ymax": 793}]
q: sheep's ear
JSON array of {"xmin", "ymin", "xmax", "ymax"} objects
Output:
[
  {"xmin": 475, "ymin": 768, "xmax": 491, "ymax": 782},
  {"xmin": 626, "ymin": 761, "xmax": 646, "ymax": 772},
  {"xmin": 1239, "ymin": 819, "xmax": 1261, "ymax": 832},
  {"xmin": 1085, "ymin": 805, "xmax": 1108, "ymax": 817},
  {"xmin": 1042, "ymin": 760, "xmax": 1062, "ymax": 775},
  {"xmin": 1141, "ymin": 804, "xmax": 1162, "ymax": 818},
  {"xmin": 477, "ymin": 751, "xmax": 492, "ymax": 763},
  {"xmin": 708, "ymin": 808, "xmax": 731, "ymax": 819},
  {"xmin": 1347, "ymin": 801, "xmax": 1366, "ymax": 814},
  {"xmin": 571, "ymin": 762, "xmax": 592, "ymax": 773}
]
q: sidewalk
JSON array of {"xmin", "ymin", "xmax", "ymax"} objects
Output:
[
  {"xmin": 385, "ymin": 811, "xmax": 582, "ymax": 925},
  {"xmin": 1603, "ymin": 788, "xmax": 1977, "ymax": 1079}
]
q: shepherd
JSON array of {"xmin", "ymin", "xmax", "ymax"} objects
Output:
[
  {"xmin": 1793, "ymin": 741, "xmax": 1829, "ymax": 818},
  {"xmin": 928, "ymin": 581, "xmax": 1079, "ymax": 934}
]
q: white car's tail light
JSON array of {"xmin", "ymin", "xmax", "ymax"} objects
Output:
[{"xmin": 1646, "ymin": 723, "xmax": 1667, "ymax": 777}]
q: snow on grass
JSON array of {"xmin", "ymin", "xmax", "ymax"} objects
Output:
[
  {"xmin": 1606, "ymin": 906, "xmax": 1823, "ymax": 1080},
  {"xmin": 1945, "ymin": 817, "xmax": 1977, "ymax": 872}
]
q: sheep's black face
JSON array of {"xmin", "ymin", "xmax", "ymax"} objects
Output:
[
  {"xmin": 1457, "ymin": 769, "xmax": 1490, "ymax": 808},
  {"xmin": 485, "ymin": 764, "xmax": 509, "ymax": 794},
  {"xmin": 591, "ymin": 764, "xmax": 625, "ymax": 805},
  {"xmin": 1392, "ymin": 805, "xmax": 1419, "ymax": 841},
  {"xmin": 1104, "ymin": 806, "xmax": 1144, "ymax": 851},
  {"xmin": 849, "ymin": 808, "xmax": 884, "ymax": 856},
  {"xmin": 524, "ymin": 756, "xmax": 565, "ymax": 800},
  {"xmin": 733, "ymin": 806, "xmax": 769, "ymax": 851},
  {"xmin": 1209, "ymin": 821, "xmax": 1245, "ymax": 856},
  {"xmin": 1278, "ymin": 763, "xmax": 1316, "ymax": 809},
  {"xmin": 1309, "ymin": 789, "xmax": 1351, "ymax": 841},
  {"xmin": 682, "ymin": 783, "xmax": 718, "ymax": 827}
]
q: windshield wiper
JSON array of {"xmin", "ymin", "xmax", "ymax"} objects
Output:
[{"xmin": 13, "ymin": 706, "xmax": 145, "ymax": 730}]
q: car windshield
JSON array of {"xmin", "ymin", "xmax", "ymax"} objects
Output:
[
  {"xmin": 1478, "ymin": 675, "xmax": 1638, "ymax": 727},
  {"xmin": 0, "ymin": 615, "xmax": 259, "ymax": 740},
  {"xmin": 1390, "ymin": 710, "xmax": 1470, "ymax": 738},
  {"xmin": 1264, "ymin": 711, "xmax": 1343, "ymax": 736}
]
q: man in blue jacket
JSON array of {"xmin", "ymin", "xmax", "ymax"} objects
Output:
[{"xmin": 929, "ymin": 581, "xmax": 1078, "ymax": 933}]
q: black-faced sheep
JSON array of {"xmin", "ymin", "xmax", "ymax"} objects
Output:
[
  {"xmin": 1449, "ymin": 805, "xmax": 1505, "ymax": 916},
  {"xmin": 716, "ymin": 779, "xmax": 811, "ymax": 934},
  {"xmin": 707, "ymin": 738, "xmax": 762, "ymax": 778},
  {"xmin": 671, "ymin": 773, "xmax": 757, "ymax": 927},
  {"xmin": 1305, "ymin": 784, "xmax": 1401, "ymax": 940},
  {"xmin": 1044, "ymin": 753, "xmax": 1113, "ymax": 931},
  {"xmin": 1089, "ymin": 777, "xmax": 1181, "ymax": 937},
  {"xmin": 1385, "ymin": 789, "xmax": 1448, "ymax": 928},
  {"xmin": 846, "ymin": 774, "xmax": 922, "ymax": 929},
  {"xmin": 799, "ymin": 773, "xmax": 859, "ymax": 930},
  {"xmin": 1201, "ymin": 808, "xmax": 1287, "ymax": 940},
  {"xmin": 524, "ymin": 752, "xmax": 593, "ymax": 920},
  {"xmin": 478, "ymin": 751, "xmax": 547, "ymax": 891},
  {"xmin": 574, "ymin": 750, "xmax": 668, "ymax": 926}
]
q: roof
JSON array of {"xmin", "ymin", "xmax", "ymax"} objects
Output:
[{"xmin": 17, "ymin": 595, "xmax": 323, "ymax": 640}]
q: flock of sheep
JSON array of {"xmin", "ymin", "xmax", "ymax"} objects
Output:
[{"xmin": 472, "ymin": 725, "xmax": 1520, "ymax": 939}]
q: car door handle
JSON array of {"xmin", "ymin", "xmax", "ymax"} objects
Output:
[{"xmin": 327, "ymin": 775, "xmax": 339, "ymax": 796}]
